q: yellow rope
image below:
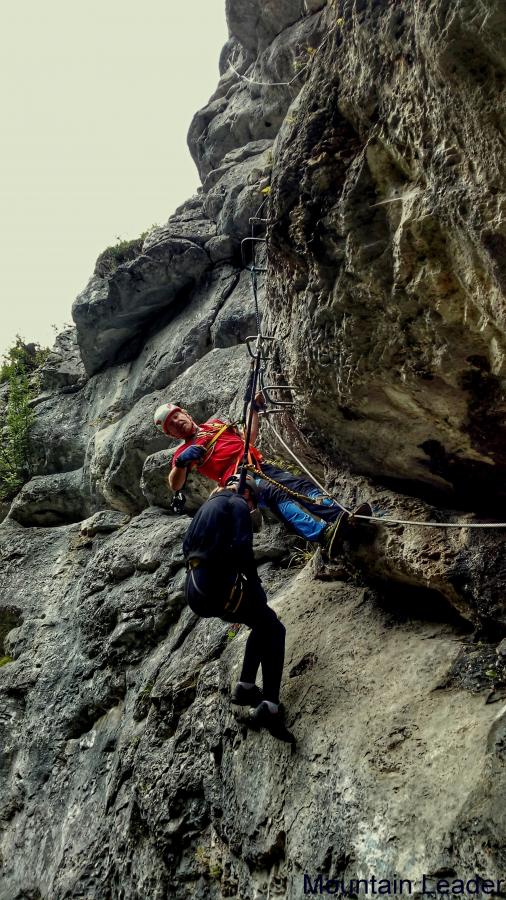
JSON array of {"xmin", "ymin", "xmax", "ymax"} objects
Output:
[{"xmin": 246, "ymin": 463, "xmax": 339, "ymax": 507}]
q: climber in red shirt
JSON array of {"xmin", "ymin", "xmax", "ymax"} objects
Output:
[
  {"xmin": 169, "ymin": 410, "xmax": 263, "ymax": 489},
  {"xmin": 153, "ymin": 400, "xmax": 373, "ymax": 558}
]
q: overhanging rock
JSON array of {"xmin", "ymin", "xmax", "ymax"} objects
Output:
[{"xmin": 72, "ymin": 237, "xmax": 211, "ymax": 376}]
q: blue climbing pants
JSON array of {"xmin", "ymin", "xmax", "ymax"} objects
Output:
[{"xmin": 256, "ymin": 462, "xmax": 344, "ymax": 541}]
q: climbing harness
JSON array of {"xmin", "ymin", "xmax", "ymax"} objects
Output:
[
  {"xmin": 186, "ymin": 558, "xmax": 245, "ymax": 615},
  {"xmin": 198, "ymin": 422, "xmax": 235, "ymax": 467},
  {"xmin": 224, "ymin": 574, "xmax": 246, "ymax": 616}
]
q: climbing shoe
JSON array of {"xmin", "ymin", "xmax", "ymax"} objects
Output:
[
  {"xmin": 349, "ymin": 502, "xmax": 373, "ymax": 522},
  {"xmin": 347, "ymin": 502, "xmax": 376, "ymax": 545},
  {"xmin": 321, "ymin": 510, "xmax": 350, "ymax": 561},
  {"xmin": 231, "ymin": 683, "xmax": 264, "ymax": 707},
  {"xmin": 247, "ymin": 701, "xmax": 295, "ymax": 744}
]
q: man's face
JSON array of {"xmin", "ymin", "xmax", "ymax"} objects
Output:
[{"xmin": 165, "ymin": 409, "xmax": 196, "ymax": 439}]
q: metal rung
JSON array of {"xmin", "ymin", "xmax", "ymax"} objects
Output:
[
  {"xmin": 249, "ymin": 217, "xmax": 276, "ymax": 224},
  {"xmin": 262, "ymin": 396, "xmax": 295, "ymax": 407},
  {"xmin": 241, "ymin": 236, "xmax": 268, "ymax": 267},
  {"xmin": 246, "ymin": 334, "xmax": 279, "ymax": 344},
  {"xmin": 245, "ymin": 334, "xmax": 278, "ymax": 358},
  {"xmin": 262, "ymin": 383, "xmax": 296, "ymax": 391},
  {"xmin": 260, "ymin": 408, "xmax": 293, "ymax": 415},
  {"xmin": 246, "ymin": 334, "xmax": 277, "ymax": 342}
]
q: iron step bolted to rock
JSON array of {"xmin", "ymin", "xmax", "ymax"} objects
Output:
[
  {"xmin": 240, "ymin": 235, "xmax": 267, "ymax": 268},
  {"xmin": 244, "ymin": 335, "xmax": 296, "ymax": 413},
  {"xmin": 260, "ymin": 381, "xmax": 297, "ymax": 409}
]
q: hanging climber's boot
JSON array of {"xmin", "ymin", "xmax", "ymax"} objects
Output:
[
  {"xmin": 350, "ymin": 502, "xmax": 373, "ymax": 521},
  {"xmin": 347, "ymin": 502, "xmax": 376, "ymax": 544},
  {"xmin": 321, "ymin": 510, "xmax": 350, "ymax": 561}
]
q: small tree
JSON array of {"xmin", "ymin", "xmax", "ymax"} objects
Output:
[{"xmin": 0, "ymin": 337, "xmax": 48, "ymax": 501}]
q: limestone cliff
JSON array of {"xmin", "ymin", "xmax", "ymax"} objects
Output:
[{"xmin": 1, "ymin": 1, "xmax": 506, "ymax": 898}]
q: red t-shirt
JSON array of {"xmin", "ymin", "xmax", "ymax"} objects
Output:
[{"xmin": 171, "ymin": 418, "xmax": 263, "ymax": 486}]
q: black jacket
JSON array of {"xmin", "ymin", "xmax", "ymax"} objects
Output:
[{"xmin": 183, "ymin": 490, "xmax": 257, "ymax": 579}]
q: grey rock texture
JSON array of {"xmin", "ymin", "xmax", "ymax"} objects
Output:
[
  {"xmin": 265, "ymin": 0, "xmax": 506, "ymax": 513},
  {"xmin": 30, "ymin": 267, "xmax": 256, "ymax": 495},
  {"xmin": 1, "ymin": 0, "xmax": 506, "ymax": 897},
  {"xmin": 325, "ymin": 469, "xmax": 506, "ymax": 634},
  {"xmin": 226, "ymin": 0, "xmax": 305, "ymax": 55},
  {"xmin": 0, "ymin": 514, "xmax": 504, "ymax": 898},
  {"xmin": 205, "ymin": 234, "xmax": 236, "ymax": 263},
  {"xmin": 143, "ymin": 195, "xmax": 217, "ymax": 250},
  {"xmin": 188, "ymin": 15, "xmax": 326, "ymax": 181},
  {"xmin": 38, "ymin": 326, "xmax": 87, "ymax": 393},
  {"xmin": 73, "ymin": 224, "xmax": 212, "ymax": 376},
  {"xmin": 202, "ymin": 141, "xmax": 274, "ymax": 238},
  {"xmin": 8, "ymin": 469, "xmax": 89, "ymax": 527},
  {"xmin": 80, "ymin": 510, "xmax": 131, "ymax": 537},
  {"xmin": 211, "ymin": 269, "xmax": 258, "ymax": 347}
]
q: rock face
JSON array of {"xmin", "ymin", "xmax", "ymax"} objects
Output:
[
  {"xmin": 73, "ymin": 230, "xmax": 211, "ymax": 376},
  {"xmin": 1, "ymin": 0, "xmax": 506, "ymax": 898},
  {"xmin": 266, "ymin": 0, "xmax": 506, "ymax": 512}
]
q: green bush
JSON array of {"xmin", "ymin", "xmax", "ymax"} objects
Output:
[
  {"xmin": 0, "ymin": 337, "xmax": 49, "ymax": 384},
  {"xmin": 94, "ymin": 227, "xmax": 157, "ymax": 278},
  {"xmin": 0, "ymin": 337, "xmax": 49, "ymax": 502}
]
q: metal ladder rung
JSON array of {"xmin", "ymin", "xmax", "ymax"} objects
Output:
[
  {"xmin": 245, "ymin": 335, "xmax": 278, "ymax": 357},
  {"xmin": 246, "ymin": 334, "xmax": 277, "ymax": 342},
  {"xmin": 261, "ymin": 396, "xmax": 295, "ymax": 407},
  {"xmin": 241, "ymin": 236, "xmax": 268, "ymax": 267}
]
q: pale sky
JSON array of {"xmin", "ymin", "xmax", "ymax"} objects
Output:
[{"xmin": 0, "ymin": 0, "xmax": 228, "ymax": 360}]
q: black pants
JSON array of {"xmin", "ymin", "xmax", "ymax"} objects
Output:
[{"xmin": 185, "ymin": 565, "xmax": 285, "ymax": 704}]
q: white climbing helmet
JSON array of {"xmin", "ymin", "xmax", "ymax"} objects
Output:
[{"xmin": 153, "ymin": 402, "xmax": 182, "ymax": 434}]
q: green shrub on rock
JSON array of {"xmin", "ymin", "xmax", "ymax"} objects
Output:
[
  {"xmin": 94, "ymin": 229, "xmax": 155, "ymax": 278},
  {"xmin": 0, "ymin": 337, "xmax": 49, "ymax": 384},
  {"xmin": 0, "ymin": 337, "xmax": 49, "ymax": 502}
]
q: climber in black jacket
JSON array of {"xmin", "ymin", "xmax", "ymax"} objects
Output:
[{"xmin": 183, "ymin": 474, "xmax": 292, "ymax": 740}]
